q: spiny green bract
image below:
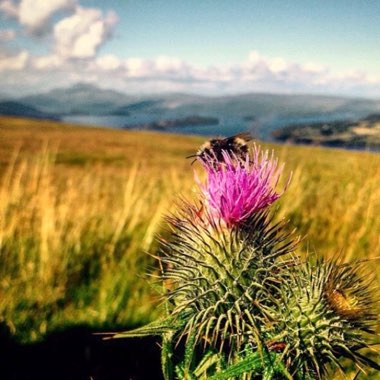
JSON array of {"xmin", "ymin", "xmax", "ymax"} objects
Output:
[
  {"xmin": 268, "ymin": 257, "xmax": 379, "ymax": 379},
  {"xmin": 159, "ymin": 201, "xmax": 297, "ymax": 354}
]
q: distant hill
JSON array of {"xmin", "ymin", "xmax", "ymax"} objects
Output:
[
  {"xmin": 136, "ymin": 92, "xmax": 380, "ymax": 116},
  {"xmin": 0, "ymin": 92, "xmax": 11, "ymax": 101},
  {"xmin": 271, "ymin": 113, "xmax": 380, "ymax": 150},
  {"xmin": 2, "ymin": 83, "xmax": 379, "ymax": 137},
  {"xmin": 15, "ymin": 84, "xmax": 380, "ymax": 119},
  {"xmin": 19, "ymin": 83, "xmax": 135, "ymax": 115},
  {"xmin": 0, "ymin": 101, "xmax": 59, "ymax": 120},
  {"xmin": 109, "ymin": 100, "xmax": 164, "ymax": 116},
  {"xmin": 124, "ymin": 115, "xmax": 219, "ymax": 131}
]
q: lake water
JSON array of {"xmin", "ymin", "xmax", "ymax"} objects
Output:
[
  {"xmin": 63, "ymin": 114, "xmax": 253, "ymax": 138},
  {"xmin": 63, "ymin": 113, "xmax": 357, "ymax": 140}
]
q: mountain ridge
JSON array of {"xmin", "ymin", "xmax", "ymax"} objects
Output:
[
  {"xmin": 0, "ymin": 101, "xmax": 60, "ymax": 120},
  {"xmin": 11, "ymin": 83, "xmax": 380, "ymax": 115},
  {"xmin": 1, "ymin": 83, "xmax": 379, "ymax": 138}
]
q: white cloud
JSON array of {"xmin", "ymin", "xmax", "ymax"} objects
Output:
[
  {"xmin": 268, "ymin": 57, "xmax": 288, "ymax": 73},
  {"xmin": 19, "ymin": 0, "xmax": 75, "ymax": 33},
  {"xmin": 53, "ymin": 6, "xmax": 118, "ymax": 59},
  {"xmin": 32, "ymin": 54, "xmax": 64, "ymax": 70},
  {"xmin": 121, "ymin": 55, "xmax": 194, "ymax": 82},
  {"xmin": 0, "ymin": 48, "xmax": 379, "ymax": 98},
  {"xmin": 243, "ymin": 51, "xmax": 332, "ymax": 84},
  {"xmin": 0, "ymin": 0, "xmax": 18, "ymax": 18},
  {"xmin": 95, "ymin": 54, "xmax": 121, "ymax": 71},
  {"xmin": 0, "ymin": 0, "xmax": 76, "ymax": 34},
  {"xmin": 0, "ymin": 50, "xmax": 28, "ymax": 70},
  {"xmin": 155, "ymin": 55, "xmax": 189, "ymax": 73},
  {"xmin": 123, "ymin": 57, "xmax": 152, "ymax": 77},
  {"xmin": 0, "ymin": 28, "xmax": 16, "ymax": 40},
  {"xmin": 303, "ymin": 62, "xmax": 328, "ymax": 74}
]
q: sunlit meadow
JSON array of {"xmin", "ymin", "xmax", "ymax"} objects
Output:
[{"xmin": 0, "ymin": 116, "xmax": 379, "ymax": 355}]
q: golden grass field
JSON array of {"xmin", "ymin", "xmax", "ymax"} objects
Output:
[{"xmin": 0, "ymin": 116, "xmax": 379, "ymax": 346}]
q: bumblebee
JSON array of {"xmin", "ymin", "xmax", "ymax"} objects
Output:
[{"xmin": 188, "ymin": 132, "xmax": 252, "ymax": 165}]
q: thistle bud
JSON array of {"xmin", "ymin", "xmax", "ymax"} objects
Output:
[{"xmin": 269, "ymin": 257, "xmax": 379, "ymax": 379}]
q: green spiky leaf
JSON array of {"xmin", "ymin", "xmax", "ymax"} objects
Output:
[{"xmin": 109, "ymin": 316, "xmax": 182, "ymax": 339}]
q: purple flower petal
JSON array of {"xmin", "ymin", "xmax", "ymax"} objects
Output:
[{"xmin": 197, "ymin": 144, "xmax": 287, "ymax": 226}]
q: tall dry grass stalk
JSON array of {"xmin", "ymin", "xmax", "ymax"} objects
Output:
[
  {"xmin": 0, "ymin": 148, "xmax": 192, "ymax": 341},
  {"xmin": 275, "ymin": 145, "xmax": 380, "ymax": 267}
]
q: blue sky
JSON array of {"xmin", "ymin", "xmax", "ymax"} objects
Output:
[{"xmin": 0, "ymin": 0, "xmax": 379, "ymax": 97}]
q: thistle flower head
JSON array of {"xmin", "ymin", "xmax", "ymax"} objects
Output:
[{"xmin": 196, "ymin": 145, "xmax": 286, "ymax": 227}]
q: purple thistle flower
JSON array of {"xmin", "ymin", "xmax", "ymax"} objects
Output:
[{"xmin": 196, "ymin": 144, "xmax": 287, "ymax": 226}]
